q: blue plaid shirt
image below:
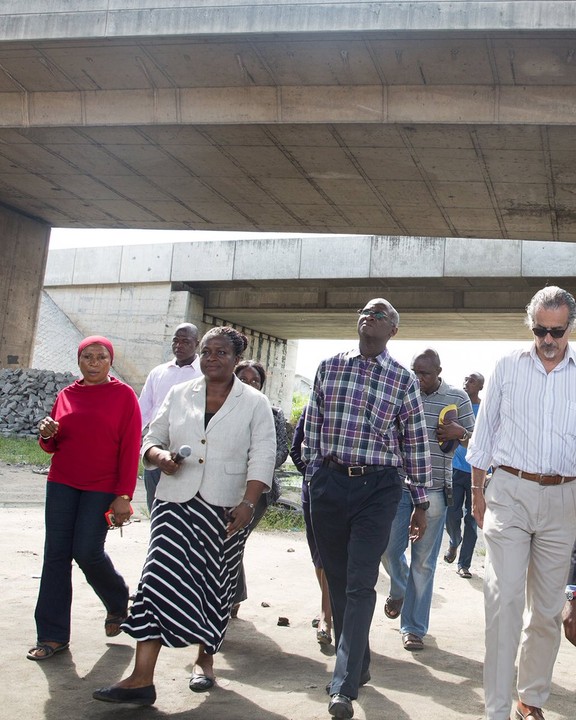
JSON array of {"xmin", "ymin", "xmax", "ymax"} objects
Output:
[{"xmin": 303, "ymin": 347, "xmax": 432, "ymax": 495}]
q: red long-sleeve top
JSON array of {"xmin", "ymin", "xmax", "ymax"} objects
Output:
[{"xmin": 39, "ymin": 377, "xmax": 141, "ymax": 498}]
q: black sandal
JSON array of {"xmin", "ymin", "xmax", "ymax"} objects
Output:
[{"xmin": 27, "ymin": 642, "xmax": 69, "ymax": 661}]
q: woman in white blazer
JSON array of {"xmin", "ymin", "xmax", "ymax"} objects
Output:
[{"xmin": 94, "ymin": 326, "xmax": 276, "ymax": 706}]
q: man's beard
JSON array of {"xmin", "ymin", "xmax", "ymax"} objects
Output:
[{"xmin": 540, "ymin": 342, "xmax": 558, "ymax": 358}]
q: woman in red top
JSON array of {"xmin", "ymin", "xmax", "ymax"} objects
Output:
[{"xmin": 27, "ymin": 336, "xmax": 142, "ymax": 661}]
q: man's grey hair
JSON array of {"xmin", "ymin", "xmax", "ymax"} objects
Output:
[
  {"xmin": 366, "ymin": 298, "xmax": 400, "ymax": 327},
  {"xmin": 525, "ymin": 286, "xmax": 576, "ymax": 330}
]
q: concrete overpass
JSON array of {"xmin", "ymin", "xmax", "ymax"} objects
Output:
[
  {"xmin": 2, "ymin": 1, "xmax": 576, "ymax": 367},
  {"xmin": 41, "ymin": 235, "xmax": 576, "ymax": 403}
]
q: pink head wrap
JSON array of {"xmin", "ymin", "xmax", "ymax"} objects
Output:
[{"xmin": 77, "ymin": 335, "xmax": 114, "ymax": 364}]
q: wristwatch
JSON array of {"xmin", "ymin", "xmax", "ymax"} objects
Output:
[
  {"xmin": 414, "ymin": 501, "xmax": 430, "ymax": 511},
  {"xmin": 566, "ymin": 585, "xmax": 576, "ymax": 601},
  {"xmin": 460, "ymin": 429, "xmax": 470, "ymax": 441}
]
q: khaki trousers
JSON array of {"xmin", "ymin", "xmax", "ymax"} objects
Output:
[{"xmin": 483, "ymin": 468, "xmax": 576, "ymax": 720}]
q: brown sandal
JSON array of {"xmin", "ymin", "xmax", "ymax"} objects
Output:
[
  {"xmin": 515, "ymin": 704, "xmax": 545, "ymax": 720},
  {"xmin": 230, "ymin": 603, "xmax": 240, "ymax": 619},
  {"xmin": 105, "ymin": 612, "xmax": 127, "ymax": 637},
  {"xmin": 384, "ymin": 596, "xmax": 403, "ymax": 619}
]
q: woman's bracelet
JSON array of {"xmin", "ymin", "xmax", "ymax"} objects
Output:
[
  {"xmin": 471, "ymin": 485, "xmax": 485, "ymax": 490},
  {"xmin": 240, "ymin": 499, "xmax": 256, "ymax": 513},
  {"xmin": 39, "ymin": 434, "xmax": 51, "ymax": 441}
]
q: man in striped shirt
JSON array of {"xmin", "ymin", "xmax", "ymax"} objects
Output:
[
  {"xmin": 382, "ymin": 349, "xmax": 475, "ymax": 651},
  {"xmin": 303, "ymin": 298, "xmax": 432, "ymax": 720},
  {"xmin": 468, "ymin": 285, "xmax": 576, "ymax": 720}
]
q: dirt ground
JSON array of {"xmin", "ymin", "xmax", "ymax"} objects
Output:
[{"xmin": 1, "ymin": 461, "xmax": 574, "ymax": 720}]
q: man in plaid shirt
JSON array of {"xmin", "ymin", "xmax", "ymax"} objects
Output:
[{"xmin": 304, "ymin": 298, "xmax": 432, "ymax": 720}]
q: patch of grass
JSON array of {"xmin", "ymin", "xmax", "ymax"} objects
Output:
[
  {"xmin": 277, "ymin": 467, "xmax": 303, "ymax": 491},
  {"xmin": 290, "ymin": 391, "xmax": 308, "ymax": 426},
  {"xmin": 259, "ymin": 506, "xmax": 305, "ymax": 532},
  {"xmin": 0, "ymin": 436, "xmax": 51, "ymax": 467},
  {"xmin": 0, "ymin": 436, "xmax": 146, "ymax": 476}
]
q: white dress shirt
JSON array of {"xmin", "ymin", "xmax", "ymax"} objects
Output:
[
  {"xmin": 139, "ymin": 356, "xmax": 201, "ymax": 428},
  {"xmin": 466, "ymin": 344, "xmax": 576, "ymax": 475}
]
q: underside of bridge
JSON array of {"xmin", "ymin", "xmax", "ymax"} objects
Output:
[
  {"xmin": 192, "ymin": 278, "xmax": 542, "ymax": 341},
  {"xmin": 2, "ymin": 1, "xmax": 576, "ymax": 367},
  {"xmin": 1, "ymin": 18, "xmax": 576, "ymax": 240}
]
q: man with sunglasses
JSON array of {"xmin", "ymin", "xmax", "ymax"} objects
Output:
[
  {"xmin": 467, "ymin": 286, "xmax": 576, "ymax": 720},
  {"xmin": 304, "ymin": 298, "xmax": 432, "ymax": 720}
]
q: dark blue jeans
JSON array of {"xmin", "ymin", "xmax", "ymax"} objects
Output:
[
  {"xmin": 34, "ymin": 481, "xmax": 129, "ymax": 644},
  {"xmin": 445, "ymin": 468, "xmax": 478, "ymax": 570},
  {"xmin": 310, "ymin": 464, "xmax": 402, "ymax": 700}
]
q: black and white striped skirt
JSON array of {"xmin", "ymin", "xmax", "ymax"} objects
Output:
[{"xmin": 121, "ymin": 495, "xmax": 247, "ymax": 652}]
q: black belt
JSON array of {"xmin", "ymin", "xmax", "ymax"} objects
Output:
[{"xmin": 323, "ymin": 459, "xmax": 388, "ymax": 477}]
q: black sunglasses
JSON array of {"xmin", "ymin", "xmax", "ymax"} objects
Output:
[{"xmin": 531, "ymin": 325, "xmax": 569, "ymax": 339}]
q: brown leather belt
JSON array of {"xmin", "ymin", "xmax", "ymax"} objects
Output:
[
  {"xmin": 500, "ymin": 465, "xmax": 576, "ymax": 486},
  {"xmin": 324, "ymin": 459, "xmax": 388, "ymax": 477}
]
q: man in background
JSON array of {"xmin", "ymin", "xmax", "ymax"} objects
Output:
[
  {"xmin": 443, "ymin": 372, "xmax": 484, "ymax": 578},
  {"xmin": 563, "ymin": 543, "xmax": 576, "ymax": 646},
  {"xmin": 382, "ymin": 349, "xmax": 474, "ymax": 651},
  {"xmin": 139, "ymin": 323, "xmax": 201, "ymax": 511}
]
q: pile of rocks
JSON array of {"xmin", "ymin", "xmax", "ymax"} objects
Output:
[{"xmin": 0, "ymin": 369, "xmax": 77, "ymax": 438}]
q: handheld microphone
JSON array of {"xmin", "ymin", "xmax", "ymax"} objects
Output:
[{"xmin": 173, "ymin": 445, "xmax": 192, "ymax": 463}]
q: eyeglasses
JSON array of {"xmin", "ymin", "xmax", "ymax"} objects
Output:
[
  {"xmin": 358, "ymin": 309, "xmax": 389, "ymax": 321},
  {"xmin": 531, "ymin": 325, "xmax": 569, "ymax": 339}
]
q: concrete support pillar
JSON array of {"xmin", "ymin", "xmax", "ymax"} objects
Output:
[{"xmin": 0, "ymin": 208, "xmax": 50, "ymax": 368}]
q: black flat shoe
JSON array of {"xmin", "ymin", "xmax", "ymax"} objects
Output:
[
  {"xmin": 329, "ymin": 694, "xmax": 354, "ymax": 719},
  {"xmin": 189, "ymin": 673, "xmax": 215, "ymax": 693},
  {"xmin": 92, "ymin": 684, "xmax": 156, "ymax": 706}
]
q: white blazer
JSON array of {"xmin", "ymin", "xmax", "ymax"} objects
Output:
[{"xmin": 142, "ymin": 375, "xmax": 276, "ymax": 506}]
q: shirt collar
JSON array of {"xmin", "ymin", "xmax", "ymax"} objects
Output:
[
  {"xmin": 346, "ymin": 345, "xmax": 391, "ymax": 368},
  {"xmin": 529, "ymin": 342, "xmax": 576, "ymax": 371},
  {"xmin": 423, "ymin": 377, "xmax": 447, "ymax": 397},
  {"xmin": 168, "ymin": 355, "xmax": 199, "ymax": 369}
]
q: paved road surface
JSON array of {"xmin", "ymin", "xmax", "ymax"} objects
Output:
[{"xmin": 1, "ymin": 462, "xmax": 574, "ymax": 719}]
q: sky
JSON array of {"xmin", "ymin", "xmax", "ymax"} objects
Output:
[
  {"xmin": 49, "ymin": 228, "xmax": 528, "ymax": 387},
  {"xmin": 296, "ymin": 338, "xmax": 527, "ymax": 387}
]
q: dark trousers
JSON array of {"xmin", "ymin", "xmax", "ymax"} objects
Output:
[
  {"xmin": 144, "ymin": 467, "xmax": 161, "ymax": 513},
  {"xmin": 233, "ymin": 493, "xmax": 269, "ymax": 604},
  {"xmin": 310, "ymin": 464, "xmax": 402, "ymax": 699},
  {"xmin": 34, "ymin": 481, "xmax": 129, "ymax": 644},
  {"xmin": 445, "ymin": 468, "xmax": 478, "ymax": 570}
]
